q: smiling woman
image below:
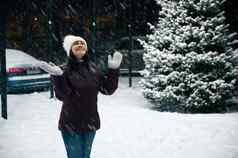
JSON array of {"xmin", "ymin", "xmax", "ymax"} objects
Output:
[
  {"xmin": 37, "ymin": 34, "xmax": 123, "ymax": 158},
  {"xmin": 71, "ymin": 37, "xmax": 88, "ymax": 59}
]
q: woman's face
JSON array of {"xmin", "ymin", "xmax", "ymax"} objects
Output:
[{"xmin": 71, "ymin": 40, "xmax": 87, "ymax": 59}]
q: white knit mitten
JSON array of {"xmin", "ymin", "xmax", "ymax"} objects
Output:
[
  {"xmin": 38, "ymin": 61, "xmax": 63, "ymax": 76},
  {"xmin": 108, "ymin": 51, "xmax": 123, "ymax": 69}
]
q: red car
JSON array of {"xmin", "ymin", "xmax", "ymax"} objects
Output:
[{"xmin": 1, "ymin": 49, "xmax": 51, "ymax": 93}]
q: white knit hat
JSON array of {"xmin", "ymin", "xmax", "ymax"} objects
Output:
[{"xmin": 63, "ymin": 35, "xmax": 87, "ymax": 56}]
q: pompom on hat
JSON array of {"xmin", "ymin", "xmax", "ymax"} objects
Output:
[{"xmin": 63, "ymin": 35, "xmax": 87, "ymax": 56}]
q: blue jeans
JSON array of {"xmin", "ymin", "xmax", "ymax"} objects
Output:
[{"xmin": 61, "ymin": 131, "xmax": 96, "ymax": 158}]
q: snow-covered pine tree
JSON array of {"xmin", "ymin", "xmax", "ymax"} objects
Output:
[{"xmin": 140, "ymin": 0, "xmax": 238, "ymax": 113}]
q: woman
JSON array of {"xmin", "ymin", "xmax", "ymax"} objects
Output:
[{"xmin": 39, "ymin": 35, "xmax": 123, "ymax": 158}]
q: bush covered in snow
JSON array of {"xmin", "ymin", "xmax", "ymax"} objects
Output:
[{"xmin": 140, "ymin": 0, "xmax": 238, "ymax": 113}]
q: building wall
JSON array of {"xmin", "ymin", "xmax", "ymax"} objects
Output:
[{"xmin": 5, "ymin": 0, "xmax": 160, "ymax": 64}]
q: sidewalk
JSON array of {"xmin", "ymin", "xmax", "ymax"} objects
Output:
[{"xmin": 1, "ymin": 77, "xmax": 238, "ymax": 158}]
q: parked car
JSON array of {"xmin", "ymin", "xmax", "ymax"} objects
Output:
[
  {"xmin": 0, "ymin": 49, "xmax": 51, "ymax": 94},
  {"xmin": 114, "ymin": 36, "xmax": 147, "ymax": 75}
]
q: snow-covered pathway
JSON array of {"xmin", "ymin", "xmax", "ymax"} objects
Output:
[{"xmin": 0, "ymin": 77, "xmax": 238, "ymax": 158}]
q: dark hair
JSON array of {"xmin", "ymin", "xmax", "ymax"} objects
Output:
[
  {"xmin": 67, "ymin": 49, "xmax": 90, "ymax": 70},
  {"xmin": 69, "ymin": 50, "xmax": 78, "ymax": 61}
]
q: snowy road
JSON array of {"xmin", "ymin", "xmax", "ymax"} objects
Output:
[{"xmin": 0, "ymin": 77, "xmax": 238, "ymax": 158}]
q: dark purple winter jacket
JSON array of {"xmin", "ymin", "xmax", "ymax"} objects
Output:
[{"xmin": 51, "ymin": 59, "xmax": 119, "ymax": 132}]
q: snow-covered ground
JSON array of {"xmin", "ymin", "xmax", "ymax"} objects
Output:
[{"xmin": 0, "ymin": 77, "xmax": 238, "ymax": 158}]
